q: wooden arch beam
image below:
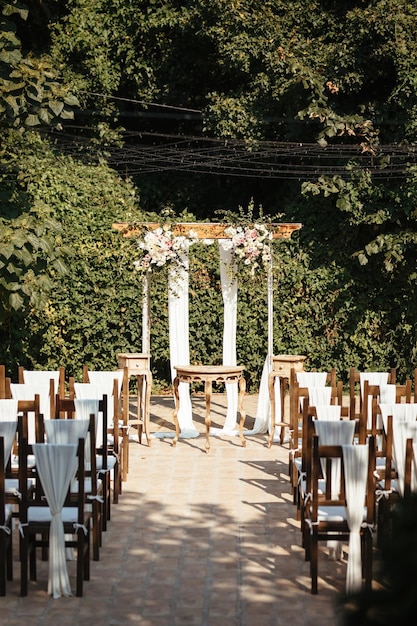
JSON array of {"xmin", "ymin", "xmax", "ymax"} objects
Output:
[{"xmin": 112, "ymin": 221, "xmax": 302, "ymax": 239}]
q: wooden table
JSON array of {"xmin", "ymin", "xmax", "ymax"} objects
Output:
[
  {"xmin": 172, "ymin": 365, "xmax": 247, "ymax": 452},
  {"xmin": 117, "ymin": 353, "xmax": 152, "ymax": 449},
  {"xmin": 268, "ymin": 354, "xmax": 306, "ymax": 447}
]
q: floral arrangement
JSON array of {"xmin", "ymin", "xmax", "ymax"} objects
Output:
[
  {"xmin": 133, "ymin": 224, "xmax": 199, "ymax": 273},
  {"xmin": 221, "ymin": 223, "xmax": 273, "ymax": 276}
]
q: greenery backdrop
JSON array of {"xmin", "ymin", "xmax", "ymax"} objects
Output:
[{"xmin": 1, "ymin": 0, "xmax": 417, "ymax": 388}]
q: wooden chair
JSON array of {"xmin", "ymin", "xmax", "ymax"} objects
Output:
[
  {"xmin": 43, "ymin": 411, "xmax": 103, "ymax": 562},
  {"xmin": 299, "ymin": 402, "xmax": 355, "ymax": 548},
  {"xmin": 19, "ymin": 437, "xmax": 91, "ymax": 597},
  {"xmin": 304, "ymin": 435, "xmax": 376, "ymax": 594},
  {"xmin": 72, "ymin": 381, "xmax": 122, "ymax": 510},
  {"xmin": 56, "ymin": 392, "xmax": 114, "ymax": 532},
  {"xmin": 18, "ymin": 367, "xmax": 66, "ymax": 421},
  {"xmin": 81, "ymin": 367, "xmax": 128, "ymax": 483},
  {"xmin": 376, "ymin": 410, "xmax": 417, "ymax": 547},
  {"xmin": 0, "ymin": 434, "xmax": 15, "ymax": 595},
  {"xmin": 0, "ymin": 366, "xmax": 7, "ymax": 399},
  {"xmin": 288, "ymin": 369, "xmax": 342, "ymax": 505},
  {"xmin": 349, "ymin": 368, "xmax": 396, "ymax": 422}
]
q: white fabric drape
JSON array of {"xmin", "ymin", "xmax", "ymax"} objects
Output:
[
  {"xmin": 297, "ymin": 372, "xmax": 328, "ymax": 387},
  {"xmin": 297, "ymin": 372, "xmax": 328, "ymax": 412},
  {"xmin": 10, "ymin": 383, "xmax": 50, "ymax": 441},
  {"xmin": 315, "ymin": 405, "xmax": 342, "ymax": 421},
  {"xmin": 168, "ymin": 253, "xmax": 198, "ymax": 438},
  {"xmin": 45, "ymin": 419, "xmax": 89, "ymax": 446},
  {"xmin": 73, "ymin": 386, "xmax": 104, "ymax": 446},
  {"xmin": 391, "ymin": 420, "xmax": 417, "ymax": 496},
  {"xmin": 315, "ymin": 420, "xmax": 356, "ymax": 561},
  {"xmin": 21, "ymin": 371, "xmax": 61, "ymax": 419},
  {"xmin": 314, "ymin": 420, "xmax": 356, "ymax": 496},
  {"xmin": 245, "ymin": 356, "xmax": 274, "ymax": 436},
  {"xmin": 211, "ymin": 242, "xmax": 238, "ymax": 436},
  {"xmin": 245, "ymin": 256, "xmax": 275, "ymax": 438},
  {"xmin": 380, "ymin": 403, "xmax": 417, "ymax": 435},
  {"xmin": 85, "ymin": 371, "xmax": 123, "ymax": 424},
  {"xmin": 73, "ymin": 398, "xmax": 101, "ymax": 472},
  {"xmin": 379, "ymin": 384, "xmax": 396, "ymax": 404},
  {"xmin": 32, "ymin": 443, "xmax": 78, "ymax": 598},
  {"xmin": 0, "ymin": 399, "xmax": 18, "ymax": 421},
  {"xmin": 0, "ymin": 421, "xmax": 17, "ymax": 467},
  {"xmin": 342, "ymin": 444, "xmax": 369, "ymax": 595},
  {"xmin": 308, "ymin": 387, "xmax": 332, "ymax": 407},
  {"xmin": 360, "ymin": 372, "xmax": 389, "ymax": 429},
  {"xmin": 22, "ymin": 370, "xmax": 60, "ymax": 386}
]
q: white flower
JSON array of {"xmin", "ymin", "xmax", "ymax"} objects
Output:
[{"xmin": 134, "ymin": 226, "xmax": 198, "ymax": 273}]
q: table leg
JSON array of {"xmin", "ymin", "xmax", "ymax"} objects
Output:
[
  {"xmin": 268, "ymin": 373, "xmax": 276, "ymax": 448},
  {"xmin": 172, "ymin": 376, "xmax": 180, "ymax": 446},
  {"xmin": 143, "ymin": 371, "xmax": 152, "ymax": 446},
  {"xmin": 238, "ymin": 377, "xmax": 246, "ymax": 447},
  {"xmin": 137, "ymin": 375, "xmax": 144, "ymax": 444},
  {"xmin": 204, "ymin": 379, "xmax": 212, "ymax": 452}
]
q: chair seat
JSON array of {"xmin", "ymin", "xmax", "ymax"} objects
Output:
[
  {"xmin": 96, "ymin": 455, "xmax": 117, "ymax": 471},
  {"xmin": 71, "ymin": 477, "xmax": 103, "ymax": 495},
  {"xmin": 377, "ymin": 478, "xmax": 399, "ymax": 494},
  {"xmin": 4, "ymin": 504, "xmax": 13, "ymax": 522},
  {"xmin": 376, "ymin": 456, "xmax": 387, "ymax": 470},
  {"xmin": 28, "ymin": 506, "xmax": 80, "ymax": 524},
  {"xmin": 300, "ymin": 478, "xmax": 325, "ymax": 498},
  {"xmin": 294, "ymin": 457, "xmax": 302, "ymax": 471},
  {"xmin": 317, "ymin": 505, "xmax": 368, "ymax": 523},
  {"xmin": 12, "ymin": 454, "xmax": 35, "ymax": 469}
]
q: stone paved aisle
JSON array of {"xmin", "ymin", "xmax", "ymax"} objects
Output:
[{"xmin": 0, "ymin": 395, "xmax": 348, "ymax": 625}]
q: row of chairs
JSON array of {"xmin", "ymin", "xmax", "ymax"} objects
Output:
[
  {"xmin": 0, "ymin": 364, "xmax": 143, "ymax": 597},
  {"xmin": 285, "ymin": 367, "xmax": 417, "ymax": 595}
]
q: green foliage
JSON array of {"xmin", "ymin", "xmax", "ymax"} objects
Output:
[
  {"xmin": 0, "ymin": 2, "xmax": 79, "ymax": 129},
  {"xmin": 3, "ymin": 0, "xmax": 417, "ymax": 392}
]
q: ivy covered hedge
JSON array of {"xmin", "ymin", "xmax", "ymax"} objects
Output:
[{"xmin": 1, "ymin": 138, "xmax": 417, "ymax": 389}]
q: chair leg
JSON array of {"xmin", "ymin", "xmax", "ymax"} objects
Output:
[
  {"xmin": 20, "ymin": 532, "xmax": 28, "ymax": 597},
  {"xmin": 0, "ymin": 534, "xmax": 6, "ymax": 596},
  {"xmin": 310, "ymin": 533, "xmax": 318, "ymax": 594},
  {"xmin": 92, "ymin": 501, "xmax": 101, "ymax": 561},
  {"xmin": 76, "ymin": 531, "xmax": 84, "ymax": 597},
  {"xmin": 113, "ymin": 463, "xmax": 120, "ymax": 504}
]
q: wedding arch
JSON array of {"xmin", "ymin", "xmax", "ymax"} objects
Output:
[{"xmin": 113, "ymin": 221, "xmax": 301, "ymax": 440}]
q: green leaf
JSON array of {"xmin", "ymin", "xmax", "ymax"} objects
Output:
[{"xmin": 9, "ymin": 292, "xmax": 24, "ymax": 310}]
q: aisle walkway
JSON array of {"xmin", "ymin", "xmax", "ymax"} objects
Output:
[{"xmin": 0, "ymin": 395, "xmax": 347, "ymax": 625}]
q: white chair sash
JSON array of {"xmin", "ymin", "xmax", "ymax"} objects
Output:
[
  {"xmin": 379, "ymin": 384, "xmax": 396, "ymax": 405},
  {"xmin": 315, "ymin": 405, "xmax": 341, "ymax": 421},
  {"xmin": 0, "ymin": 421, "xmax": 17, "ymax": 467},
  {"xmin": 296, "ymin": 372, "xmax": 328, "ymax": 410},
  {"xmin": 85, "ymin": 371, "xmax": 124, "ymax": 425},
  {"xmin": 297, "ymin": 372, "xmax": 327, "ymax": 387},
  {"xmin": 0, "ymin": 399, "xmax": 18, "ymax": 421},
  {"xmin": 23, "ymin": 370, "xmax": 60, "ymax": 387},
  {"xmin": 380, "ymin": 403, "xmax": 417, "ymax": 436},
  {"xmin": 392, "ymin": 421, "xmax": 417, "ymax": 496},
  {"xmin": 45, "ymin": 419, "xmax": 89, "ymax": 446},
  {"xmin": 73, "ymin": 397, "xmax": 101, "ymax": 470},
  {"xmin": 314, "ymin": 420, "xmax": 356, "ymax": 497},
  {"xmin": 360, "ymin": 372, "xmax": 388, "ymax": 429},
  {"xmin": 342, "ymin": 443, "xmax": 369, "ymax": 595},
  {"xmin": 32, "ymin": 443, "xmax": 78, "ymax": 598},
  {"xmin": 73, "ymin": 386, "xmax": 103, "ymax": 445},
  {"xmin": 308, "ymin": 387, "xmax": 332, "ymax": 407},
  {"xmin": 10, "ymin": 383, "xmax": 50, "ymax": 441}
]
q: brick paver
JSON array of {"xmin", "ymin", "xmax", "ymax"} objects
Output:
[{"xmin": 0, "ymin": 395, "xmax": 347, "ymax": 625}]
